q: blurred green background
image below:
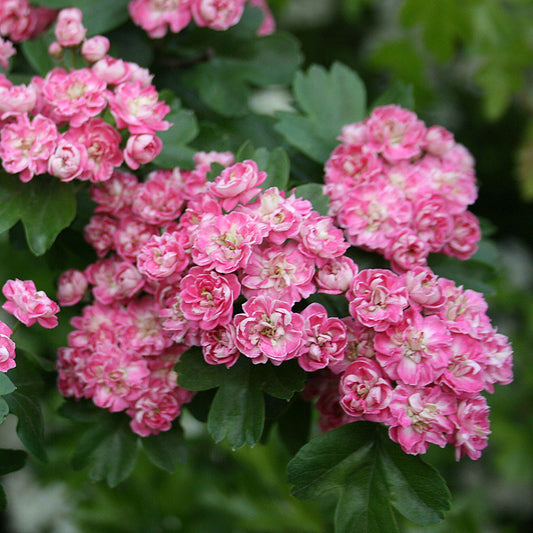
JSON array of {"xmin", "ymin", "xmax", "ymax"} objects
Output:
[{"xmin": 2, "ymin": 0, "xmax": 533, "ymax": 531}]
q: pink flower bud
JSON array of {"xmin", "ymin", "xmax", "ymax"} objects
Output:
[
  {"xmin": 81, "ymin": 36, "xmax": 110, "ymax": 63},
  {"xmin": 124, "ymin": 133, "xmax": 162, "ymax": 170},
  {"xmin": 48, "ymin": 41, "xmax": 63, "ymax": 59},
  {"xmin": 55, "ymin": 8, "xmax": 87, "ymax": 47}
]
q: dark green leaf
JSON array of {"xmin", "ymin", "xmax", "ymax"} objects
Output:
[
  {"xmin": 4, "ymin": 392, "xmax": 47, "ymax": 462},
  {"xmin": 142, "ymin": 423, "xmax": 187, "ymax": 472},
  {"xmin": 380, "ymin": 437, "xmax": 451, "ymax": 525},
  {"xmin": 0, "ymin": 449, "xmax": 27, "ymax": 476},
  {"xmin": 0, "ymin": 484, "xmax": 6, "ymax": 511},
  {"xmin": 293, "ymin": 183, "xmax": 329, "ymax": 216},
  {"xmin": 176, "ymin": 347, "xmax": 228, "ymax": 391},
  {"xmin": 372, "ymin": 82, "xmax": 415, "ymax": 111},
  {"xmin": 87, "ymin": 424, "xmax": 138, "ymax": 487},
  {"xmin": 0, "ymin": 175, "xmax": 77, "ymax": 256},
  {"xmin": 20, "ymin": 32, "xmax": 56, "ymax": 77},
  {"xmin": 428, "ymin": 255, "xmax": 498, "ymax": 295},
  {"xmin": 288, "ymin": 422, "xmax": 450, "ymax": 533},
  {"xmin": 0, "ymin": 173, "xmax": 27, "ymax": 234},
  {"xmin": 254, "ymin": 360, "xmax": 306, "ymax": 401},
  {"xmin": 71, "ymin": 420, "xmax": 116, "ymax": 471},
  {"xmin": 236, "ymin": 140, "xmax": 257, "ymax": 162},
  {"xmin": 205, "ymin": 163, "xmax": 226, "ymax": 183},
  {"xmin": 0, "ymin": 373, "xmax": 16, "ymax": 396},
  {"xmin": 58, "ymin": 399, "xmax": 104, "ymax": 423},
  {"xmin": 277, "ymin": 396, "xmax": 312, "ymax": 456},
  {"xmin": 207, "ymin": 359, "xmax": 265, "ymax": 449}
]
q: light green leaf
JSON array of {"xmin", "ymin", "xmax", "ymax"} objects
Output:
[
  {"xmin": 0, "ymin": 374, "xmax": 16, "ymax": 396},
  {"xmin": 0, "ymin": 399, "xmax": 8, "ymax": 424},
  {"xmin": 293, "ymin": 183, "xmax": 329, "ymax": 216}
]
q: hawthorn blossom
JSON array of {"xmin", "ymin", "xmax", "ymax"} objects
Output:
[
  {"xmin": 0, "ymin": 321, "xmax": 16, "ymax": 372},
  {"xmin": 0, "ymin": 37, "xmax": 15, "ymax": 69},
  {"xmin": 2, "ymin": 279, "xmax": 59, "ymax": 329},
  {"xmin": 54, "ymin": 8, "xmax": 86, "ymax": 47},
  {"xmin": 191, "ymin": 0, "xmax": 246, "ymax": 30}
]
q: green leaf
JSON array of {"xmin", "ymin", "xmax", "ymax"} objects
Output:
[
  {"xmin": 142, "ymin": 424, "xmax": 187, "ymax": 472},
  {"xmin": 293, "ymin": 183, "xmax": 329, "ymax": 216},
  {"xmin": 0, "ymin": 373, "xmax": 16, "ymax": 396},
  {"xmin": 235, "ymin": 140, "xmax": 257, "ymax": 162},
  {"xmin": 87, "ymin": 424, "xmax": 138, "ymax": 487},
  {"xmin": 276, "ymin": 63, "xmax": 366, "ymax": 164},
  {"xmin": 20, "ymin": 32, "xmax": 56, "ymax": 77},
  {"xmin": 153, "ymin": 102, "xmax": 199, "ymax": 169},
  {"xmin": 207, "ymin": 359, "xmax": 265, "ymax": 449},
  {"xmin": 288, "ymin": 422, "xmax": 450, "ymax": 533},
  {"xmin": 254, "ymin": 360, "xmax": 306, "ymax": 401},
  {"xmin": 34, "ymin": 0, "xmax": 131, "ymax": 35},
  {"xmin": 0, "ymin": 174, "xmax": 76, "ymax": 256},
  {"xmin": 71, "ymin": 415, "xmax": 138, "ymax": 487},
  {"xmin": 4, "ymin": 392, "xmax": 47, "ymax": 462},
  {"xmin": 205, "ymin": 163, "xmax": 226, "ymax": 183},
  {"xmin": 0, "ymin": 449, "xmax": 27, "ymax": 476},
  {"xmin": 277, "ymin": 396, "xmax": 312, "ymax": 455},
  {"xmin": 428, "ymin": 254, "xmax": 498, "ymax": 295},
  {"xmin": 261, "ymin": 147, "xmax": 290, "ymax": 191},
  {"xmin": 58, "ymin": 399, "xmax": 104, "ymax": 423},
  {"xmin": 371, "ymin": 82, "xmax": 415, "ymax": 111},
  {"xmin": 176, "ymin": 347, "xmax": 229, "ymax": 391},
  {"xmin": 0, "ymin": 485, "xmax": 6, "ymax": 511},
  {"xmin": 0, "ymin": 399, "xmax": 8, "ymax": 424},
  {"xmin": 21, "ymin": 177, "xmax": 77, "ymax": 256}
]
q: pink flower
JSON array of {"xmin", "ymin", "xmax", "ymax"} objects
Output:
[
  {"xmin": 108, "ymin": 81, "xmax": 171, "ymax": 134},
  {"xmin": 137, "ymin": 232, "xmax": 189, "ymax": 280},
  {"xmin": 0, "ymin": 320, "xmax": 16, "ymax": 372},
  {"xmin": 365, "ymin": 105, "xmax": 426, "ymax": 163},
  {"xmin": 234, "ymin": 296, "xmax": 305, "ymax": 365},
  {"xmin": 2, "ymin": 278, "xmax": 60, "ymax": 328},
  {"xmin": 81, "ymin": 36, "xmax": 110, "ymax": 63},
  {"xmin": 442, "ymin": 211, "xmax": 481, "ymax": 260},
  {"xmin": 48, "ymin": 138, "xmax": 88, "ymax": 182},
  {"xmin": 0, "ymin": 82, "xmax": 37, "ymax": 119},
  {"xmin": 347, "ymin": 269, "xmax": 409, "ymax": 331},
  {"xmin": 451, "ymin": 396, "xmax": 491, "ymax": 460},
  {"xmin": 191, "ymin": 0, "xmax": 245, "ymax": 31},
  {"xmin": 128, "ymin": 0, "xmax": 192, "ymax": 38},
  {"xmin": 63, "ymin": 118, "xmax": 123, "ymax": 182},
  {"xmin": 90, "ymin": 170, "xmax": 139, "ymax": 216},
  {"xmin": 210, "ymin": 159, "xmax": 266, "ymax": 211},
  {"xmin": 315, "ymin": 256, "xmax": 358, "ymax": 295},
  {"xmin": 0, "ymin": 113, "xmax": 58, "ymax": 182},
  {"xmin": 57, "ymin": 269, "xmax": 88, "ymax": 306},
  {"xmin": 374, "ymin": 308, "xmax": 451, "ymax": 387},
  {"xmin": 39, "ymin": 68, "xmax": 109, "ymax": 127},
  {"xmin": 54, "ymin": 8, "xmax": 86, "ymax": 47},
  {"xmin": 299, "ymin": 212, "xmax": 349, "ymax": 261},
  {"xmin": 298, "ymin": 303, "xmax": 348, "ymax": 371},
  {"xmin": 92, "ymin": 56, "xmax": 131, "ymax": 85},
  {"xmin": 124, "ymin": 133, "xmax": 162, "ymax": 169},
  {"xmin": 201, "ymin": 324, "xmax": 240, "ymax": 368},
  {"xmin": 240, "ymin": 241, "xmax": 316, "ymax": 304},
  {"xmin": 192, "ymin": 211, "xmax": 266, "ymax": 273},
  {"xmin": 179, "ymin": 266, "xmax": 241, "ymax": 329},
  {"xmin": 339, "ymin": 358, "xmax": 393, "ymax": 419},
  {"xmin": 0, "ymin": 36, "xmax": 15, "ymax": 69},
  {"xmin": 132, "ymin": 169, "xmax": 185, "ymax": 224}
]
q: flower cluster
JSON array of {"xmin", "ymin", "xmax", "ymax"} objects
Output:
[
  {"xmin": 0, "ymin": 0, "xmax": 56, "ymax": 43},
  {"xmin": 324, "ymin": 105, "xmax": 481, "ymax": 272},
  {"xmin": 304, "ymin": 266, "xmax": 513, "ymax": 459},
  {"xmin": 56, "ymin": 153, "xmax": 357, "ymax": 435},
  {"xmin": 128, "ymin": 0, "xmax": 275, "ymax": 38},
  {"xmin": 0, "ymin": 8, "xmax": 170, "ymax": 183}
]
